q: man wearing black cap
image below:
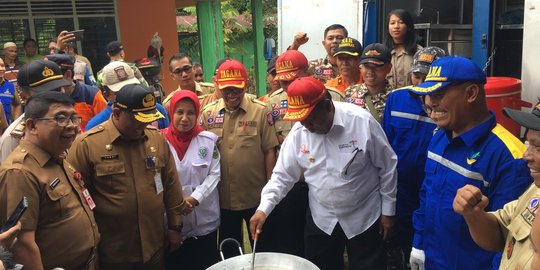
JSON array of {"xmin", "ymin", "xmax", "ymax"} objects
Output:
[
  {"xmin": 45, "ymin": 54, "xmax": 107, "ymax": 131},
  {"xmin": 67, "ymin": 84, "xmax": 184, "ymax": 269},
  {"xmin": 0, "ymin": 60, "xmax": 71, "ymax": 162},
  {"xmin": 95, "ymin": 41, "xmax": 148, "ymax": 90},
  {"xmin": 325, "ymin": 37, "xmax": 363, "ymax": 94},
  {"xmin": 453, "ymin": 103, "xmax": 540, "ymax": 270},
  {"xmin": 344, "ymin": 43, "xmax": 393, "ymax": 123}
]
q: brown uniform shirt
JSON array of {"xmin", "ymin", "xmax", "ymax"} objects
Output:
[
  {"xmin": 67, "ymin": 120, "xmax": 183, "ymax": 263},
  {"xmin": 200, "ymin": 95, "xmax": 278, "ymax": 210},
  {"xmin": 0, "ymin": 139, "xmax": 99, "ymax": 270},
  {"xmin": 492, "ymin": 184, "xmax": 540, "ymax": 270},
  {"xmin": 266, "ymin": 87, "xmax": 344, "ymax": 142},
  {"xmin": 387, "ymin": 45, "xmax": 422, "ymax": 89}
]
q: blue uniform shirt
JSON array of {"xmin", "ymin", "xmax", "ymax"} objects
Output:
[
  {"xmin": 412, "ymin": 112, "xmax": 532, "ymax": 270},
  {"xmin": 85, "ymin": 101, "xmax": 169, "ymax": 131},
  {"xmin": 383, "ymin": 89, "xmax": 437, "ymax": 216},
  {"xmin": 0, "ymin": 80, "xmax": 15, "ymax": 122}
]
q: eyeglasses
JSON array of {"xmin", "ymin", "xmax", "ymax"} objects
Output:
[
  {"xmin": 172, "ymin": 65, "xmax": 193, "ymax": 75},
  {"xmin": 36, "ymin": 115, "xmax": 82, "ymax": 127}
]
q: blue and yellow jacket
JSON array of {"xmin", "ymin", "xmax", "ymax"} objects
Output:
[{"xmin": 412, "ymin": 112, "xmax": 531, "ymax": 269}]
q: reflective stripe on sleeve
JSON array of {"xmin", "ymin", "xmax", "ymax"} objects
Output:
[
  {"xmin": 390, "ymin": 111, "xmax": 435, "ymax": 124},
  {"xmin": 427, "ymin": 151, "xmax": 489, "ymax": 188}
]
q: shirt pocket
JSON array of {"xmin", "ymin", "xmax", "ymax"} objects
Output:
[
  {"xmin": 237, "ymin": 125, "xmax": 258, "ymax": 148},
  {"xmin": 95, "ymin": 161, "xmax": 127, "ymax": 193},
  {"xmin": 45, "ymin": 179, "xmax": 73, "ymax": 220},
  {"xmin": 504, "ymin": 215, "xmax": 533, "ymax": 267},
  {"xmin": 338, "ymin": 149, "xmax": 369, "ymax": 180}
]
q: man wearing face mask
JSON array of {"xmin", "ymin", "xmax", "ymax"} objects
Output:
[{"xmin": 199, "ymin": 59, "xmax": 278, "ymax": 258}]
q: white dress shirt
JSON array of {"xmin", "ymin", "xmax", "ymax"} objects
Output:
[
  {"xmin": 168, "ymin": 130, "xmax": 221, "ymax": 239},
  {"xmin": 258, "ymin": 101, "xmax": 397, "ymax": 239}
]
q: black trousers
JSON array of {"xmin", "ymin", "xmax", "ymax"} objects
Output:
[
  {"xmin": 304, "ymin": 210, "xmax": 386, "ymax": 270},
  {"xmin": 219, "ymin": 207, "xmax": 257, "ymax": 258},
  {"xmin": 256, "ymin": 181, "xmax": 309, "ymax": 257},
  {"xmin": 165, "ymin": 230, "xmax": 219, "ymax": 270}
]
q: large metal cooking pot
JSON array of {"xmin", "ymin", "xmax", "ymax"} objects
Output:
[{"xmin": 207, "ymin": 238, "xmax": 320, "ymax": 270}]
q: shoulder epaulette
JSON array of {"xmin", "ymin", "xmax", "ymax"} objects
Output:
[
  {"xmin": 199, "ymin": 82, "xmax": 214, "ymax": 88},
  {"xmin": 203, "ymin": 100, "xmax": 220, "ymax": 112},
  {"xmin": 326, "ymin": 86, "xmax": 344, "ymax": 96},
  {"xmin": 80, "ymin": 125, "xmax": 106, "ymax": 139},
  {"xmin": 252, "ymin": 98, "xmax": 267, "ymax": 107},
  {"xmin": 11, "ymin": 148, "xmax": 29, "ymax": 164},
  {"xmin": 10, "ymin": 121, "xmax": 25, "ymax": 138},
  {"xmin": 268, "ymin": 89, "xmax": 284, "ymax": 98}
]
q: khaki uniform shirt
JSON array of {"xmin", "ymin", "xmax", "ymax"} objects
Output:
[
  {"xmin": 162, "ymin": 82, "xmax": 216, "ymax": 111},
  {"xmin": 0, "ymin": 114, "xmax": 25, "ymax": 162},
  {"xmin": 266, "ymin": 87, "xmax": 344, "ymax": 143},
  {"xmin": 76, "ymin": 54, "xmax": 94, "ymax": 75},
  {"xmin": 200, "ymin": 95, "xmax": 279, "ymax": 210},
  {"xmin": 0, "ymin": 139, "xmax": 99, "ymax": 270},
  {"xmin": 344, "ymin": 83, "xmax": 394, "ymax": 123},
  {"xmin": 492, "ymin": 184, "xmax": 540, "ymax": 270},
  {"xmin": 387, "ymin": 45, "xmax": 422, "ymax": 89},
  {"xmin": 67, "ymin": 119, "xmax": 183, "ymax": 263},
  {"xmin": 308, "ymin": 56, "xmax": 339, "ymax": 83}
]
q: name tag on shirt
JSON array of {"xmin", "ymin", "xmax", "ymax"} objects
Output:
[
  {"xmin": 155, "ymin": 172, "xmax": 163, "ymax": 195},
  {"xmin": 82, "ymin": 188, "xmax": 96, "ymax": 210}
]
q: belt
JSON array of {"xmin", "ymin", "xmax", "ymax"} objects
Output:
[{"xmin": 73, "ymin": 248, "xmax": 97, "ymax": 270}]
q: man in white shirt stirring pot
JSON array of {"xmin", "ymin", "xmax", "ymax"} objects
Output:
[{"xmin": 250, "ymin": 76, "xmax": 397, "ymax": 270}]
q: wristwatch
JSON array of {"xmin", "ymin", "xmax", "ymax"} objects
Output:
[{"xmin": 168, "ymin": 223, "xmax": 183, "ymax": 232}]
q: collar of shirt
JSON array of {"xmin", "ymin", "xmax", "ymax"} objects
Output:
[
  {"xmin": 445, "ymin": 111, "xmax": 496, "ymax": 147},
  {"xmin": 194, "ymin": 82, "xmax": 204, "ymax": 94},
  {"xmin": 330, "ymin": 101, "xmax": 346, "ymax": 130},
  {"xmin": 104, "ymin": 117, "xmax": 148, "ymax": 143},
  {"xmin": 19, "ymin": 139, "xmax": 55, "ymax": 167},
  {"xmin": 215, "ymin": 94, "xmax": 249, "ymax": 114}
]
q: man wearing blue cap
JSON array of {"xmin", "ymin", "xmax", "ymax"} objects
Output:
[{"xmin": 408, "ymin": 56, "xmax": 531, "ymax": 270}]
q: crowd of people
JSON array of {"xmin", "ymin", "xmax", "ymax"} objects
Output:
[{"xmin": 0, "ymin": 7, "xmax": 539, "ymax": 270}]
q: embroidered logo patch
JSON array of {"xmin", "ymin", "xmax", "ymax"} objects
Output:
[{"xmin": 198, "ymin": 147, "xmax": 208, "ymax": 158}]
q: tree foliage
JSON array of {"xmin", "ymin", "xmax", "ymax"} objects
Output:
[{"xmin": 177, "ymin": 0, "xmax": 277, "ymax": 57}]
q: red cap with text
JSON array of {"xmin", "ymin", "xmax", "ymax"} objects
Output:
[
  {"xmin": 283, "ymin": 77, "xmax": 328, "ymax": 121},
  {"xmin": 274, "ymin": 50, "xmax": 308, "ymax": 81},
  {"xmin": 215, "ymin": 59, "xmax": 247, "ymax": 90}
]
